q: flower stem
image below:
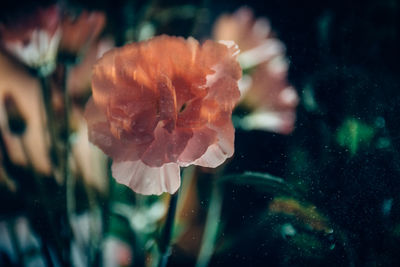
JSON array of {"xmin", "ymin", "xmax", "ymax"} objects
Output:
[
  {"xmin": 7, "ymin": 220, "xmax": 24, "ymax": 266},
  {"xmin": 62, "ymin": 63, "xmax": 75, "ymax": 229},
  {"xmin": 19, "ymin": 138, "xmax": 56, "ymax": 267},
  {"xmin": 158, "ymin": 190, "xmax": 180, "ymax": 267},
  {"xmin": 195, "ymin": 182, "xmax": 223, "ymax": 267},
  {"xmin": 38, "ymin": 74, "xmax": 59, "ymax": 171},
  {"xmin": 39, "ymin": 69, "xmax": 73, "ymax": 266}
]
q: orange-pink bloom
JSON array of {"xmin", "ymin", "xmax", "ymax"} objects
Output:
[
  {"xmin": 214, "ymin": 7, "xmax": 298, "ymax": 134},
  {"xmin": 0, "ymin": 5, "xmax": 61, "ymax": 69},
  {"xmin": 60, "ymin": 10, "xmax": 106, "ymax": 56},
  {"xmin": 85, "ymin": 35, "xmax": 241, "ymax": 195}
]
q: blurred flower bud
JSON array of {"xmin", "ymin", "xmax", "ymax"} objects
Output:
[
  {"xmin": 60, "ymin": 10, "xmax": 106, "ymax": 61},
  {"xmin": 68, "ymin": 38, "xmax": 114, "ymax": 98},
  {"xmin": 0, "ymin": 5, "xmax": 61, "ymax": 74}
]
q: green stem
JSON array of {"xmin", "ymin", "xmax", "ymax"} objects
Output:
[
  {"xmin": 158, "ymin": 189, "xmax": 180, "ymax": 267},
  {"xmin": 20, "ymin": 137, "xmax": 57, "ymax": 267},
  {"xmin": 195, "ymin": 182, "xmax": 223, "ymax": 267},
  {"xmin": 7, "ymin": 220, "xmax": 24, "ymax": 266},
  {"xmin": 1, "ymin": 129, "xmax": 56, "ymax": 266},
  {"xmin": 60, "ymin": 63, "xmax": 77, "ymax": 267},
  {"xmin": 38, "ymin": 74, "xmax": 59, "ymax": 171},
  {"xmin": 62, "ymin": 63, "xmax": 76, "ymax": 229},
  {"xmin": 39, "ymin": 67, "xmax": 74, "ymax": 266}
]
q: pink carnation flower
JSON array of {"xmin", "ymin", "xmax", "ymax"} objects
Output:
[
  {"xmin": 85, "ymin": 35, "xmax": 241, "ymax": 195},
  {"xmin": 214, "ymin": 7, "xmax": 298, "ymax": 134}
]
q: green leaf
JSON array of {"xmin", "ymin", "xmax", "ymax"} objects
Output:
[{"xmin": 218, "ymin": 172, "xmax": 300, "ymax": 197}]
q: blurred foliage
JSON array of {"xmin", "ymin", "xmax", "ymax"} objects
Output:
[
  {"xmin": 336, "ymin": 118, "xmax": 375, "ymax": 155},
  {"xmin": 269, "ymin": 197, "xmax": 332, "ymax": 233}
]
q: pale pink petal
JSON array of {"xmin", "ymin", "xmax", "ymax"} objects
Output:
[
  {"xmin": 111, "ymin": 160, "xmax": 180, "ymax": 195},
  {"xmin": 213, "ymin": 8, "xmax": 298, "ymax": 135},
  {"xmin": 177, "ymin": 127, "xmax": 217, "ymax": 167},
  {"xmin": 193, "ymin": 121, "xmax": 235, "ymax": 168}
]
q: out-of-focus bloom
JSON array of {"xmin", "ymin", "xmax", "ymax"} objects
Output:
[
  {"xmin": 103, "ymin": 237, "xmax": 133, "ymax": 267},
  {"xmin": 68, "ymin": 38, "xmax": 114, "ymax": 97},
  {"xmin": 213, "ymin": 7, "xmax": 298, "ymax": 134},
  {"xmin": 0, "ymin": 5, "xmax": 61, "ymax": 71},
  {"xmin": 60, "ymin": 11, "xmax": 106, "ymax": 57},
  {"xmin": 70, "ymin": 107, "xmax": 108, "ymax": 193},
  {"xmin": 0, "ymin": 51, "xmax": 51, "ymax": 174},
  {"xmin": 85, "ymin": 35, "xmax": 241, "ymax": 195}
]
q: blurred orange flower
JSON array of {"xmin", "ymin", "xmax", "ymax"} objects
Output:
[
  {"xmin": 214, "ymin": 7, "xmax": 298, "ymax": 134},
  {"xmin": 60, "ymin": 11, "xmax": 106, "ymax": 56},
  {"xmin": 0, "ymin": 51, "xmax": 51, "ymax": 174},
  {"xmin": 68, "ymin": 38, "xmax": 114, "ymax": 97},
  {"xmin": 85, "ymin": 35, "xmax": 241, "ymax": 195},
  {"xmin": 0, "ymin": 5, "xmax": 61, "ymax": 70}
]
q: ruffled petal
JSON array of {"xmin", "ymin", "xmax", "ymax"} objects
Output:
[
  {"xmin": 140, "ymin": 122, "xmax": 192, "ymax": 167},
  {"xmin": 193, "ymin": 120, "xmax": 235, "ymax": 168},
  {"xmin": 203, "ymin": 41, "xmax": 241, "ymax": 111},
  {"xmin": 177, "ymin": 127, "xmax": 217, "ymax": 167},
  {"xmin": 111, "ymin": 160, "xmax": 180, "ymax": 195},
  {"xmin": 87, "ymin": 35, "xmax": 241, "ymax": 195},
  {"xmin": 84, "ymin": 98, "xmax": 147, "ymax": 162}
]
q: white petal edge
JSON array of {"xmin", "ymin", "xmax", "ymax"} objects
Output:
[
  {"xmin": 111, "ymin": 160, "xmax": 181, "ymax": 195},
  {"xmin": 190, "ymin": 133, "xmax": 233, "ymax": 168}
]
